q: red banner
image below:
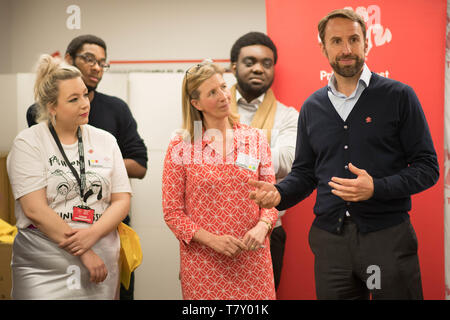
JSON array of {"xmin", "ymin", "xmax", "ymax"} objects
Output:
[{"xmin": 266, "ymin": 0, "xmax": 446, "ymax": 299}]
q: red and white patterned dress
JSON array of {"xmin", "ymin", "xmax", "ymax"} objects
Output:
[{"xmin": 162, "ymin": 123, "xmax": 278, "ymax": 300}]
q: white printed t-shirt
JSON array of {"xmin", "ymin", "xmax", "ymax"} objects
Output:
[{"xmin": 7, "ymin": 122, "xmax": 132, "ymax": 229}]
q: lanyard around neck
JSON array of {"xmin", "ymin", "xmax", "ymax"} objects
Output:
[{"xmin": 48, "ymin": 122, "xmax": 87, "ymax": 202}]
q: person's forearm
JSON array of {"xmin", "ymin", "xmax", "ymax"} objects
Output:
[
  {"xmin": 124, "ymin": 158, "xmax": 147, "ymax": 179},
  {"xmin": 89, "ymin": 193, "xmax": 131, "ymax": 240},
  {"xmin": 193, "ymin": 228, "xmax": 247, "ymax": 257},
  {"xmin": 32, "ymin": 208, "xmax": 72, "ymax": 243},
  {"xmin": 192, "ymin": 228, "xmax": 215, "ymax": 246},
  {"xmin": 275, "ymin": 110, "xmax": 317, "ymax": 211},
  {"xmin": 272, "ymin": 145, "xmax": 295, "ymax": 180},
  {"xmin": 19, "ymin": 191, "xmax": 72, "ymax": 244}
]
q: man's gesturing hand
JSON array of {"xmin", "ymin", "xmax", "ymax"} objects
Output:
[
  {"xmin": 328, "ymin": 163, "xmax": 374, "ymax": 202},
  {"xmin": 248, "ymin": 179, "xmax": 281, "ymax": 209}
]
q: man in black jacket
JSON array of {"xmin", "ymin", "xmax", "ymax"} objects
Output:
[
  {"xmin": 249, "ymin": 9, "xmax": 439, "ymax": 300},
  {"xmin": 26, "ymin": 34, "xmax": 148, "ymax": 299}
]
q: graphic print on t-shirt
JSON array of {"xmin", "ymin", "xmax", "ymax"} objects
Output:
[
  {"xmin": 51, "ymin": 169, "xmax": 81, "ymax": 205},
  {"xmin": 49, "ymin": 152, "xmax": 111, "ymax": 222}
]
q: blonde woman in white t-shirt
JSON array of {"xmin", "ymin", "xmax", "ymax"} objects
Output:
[{"xmin": 7, "ymin": 54, "xmax": 132, "ymax": 299}]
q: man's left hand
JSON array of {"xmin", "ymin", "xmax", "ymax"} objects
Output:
[{"xmin": 328, "ymin": 163, "xmax": 374, "ymax": 202}]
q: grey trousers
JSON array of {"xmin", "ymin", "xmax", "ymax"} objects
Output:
[{"xmin": 308, "ymin": 217, "xmax": 423, "ymax": 300}]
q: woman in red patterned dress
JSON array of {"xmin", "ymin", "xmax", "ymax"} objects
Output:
[{"xmin": 162, "ymin": 62, "xmax": 278, "ymax": 300}]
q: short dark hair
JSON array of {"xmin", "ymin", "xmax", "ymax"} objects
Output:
[
  {"xmin": 65, "ymin": 34, "xmax": 107, "ymax": 60},
  {"xmin": 230, "ymin": 32, "xmax": 278, "ymax": 65},
  {"xmin": 318, "ymin": 9, "xmax": 366, "ymax": 44}
]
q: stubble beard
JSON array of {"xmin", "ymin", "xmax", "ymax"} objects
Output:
[
  {"xmin": 330, "ymin": 55, "xmax": 365, "ymax": 78},
  {"xmin": 235, "ymin": 69, "xmax": 274, "ymax": 100}
]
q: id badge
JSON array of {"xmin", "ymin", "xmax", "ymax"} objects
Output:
[
  {"xmin": 88, "ymin": 159, "xmax": 112, "ymax": 168},
  {"xmin": 72, "ymin": 205, "xmax": 95, "ymax": 224},
  {"xmin": 235, "ymin": 152, "xmax": 260, "ymax": 172}
]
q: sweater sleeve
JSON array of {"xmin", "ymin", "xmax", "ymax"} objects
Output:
[
  {"xmin": 275, "ymin": 103, "xmax": 317, "ymax": 211},
  {"xmin": 270, "ymin": 105, "xmax": 298, "ymax": 180},
  {"xmin": 372, "ymin": 85, "xmax": 439, "ymax": 200},
  {"xmin": 116, "ymin": 100, "xmax": 148, "ymax": 169}
]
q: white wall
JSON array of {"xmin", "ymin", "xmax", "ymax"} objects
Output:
[
  {"xmin": 0, "ymin": 0, "xmax": 12, "ymax": 73},
  {"xmin": 5, "ymin": 0, "xmax": 266, "ymax": 73},
  {"xmin": 127, "ymin": 73, "xmax": 184, "ymax": 299},
  {"xmin": 2, "ymin": 0, "xmax": 265, "ymax": 300},
  {"xmin": 0, "ymin": 75, "xmax": 17, "ymax": 151}
]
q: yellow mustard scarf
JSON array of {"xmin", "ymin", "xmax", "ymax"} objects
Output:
[{"xmin": 230, "ymin": 84, "xmax": 277, "ymax": 144}]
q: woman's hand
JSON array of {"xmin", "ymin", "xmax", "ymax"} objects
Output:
[
  {"xmin": 248, "ymin": 179, "xmax": 281, "ymax": 209},
  {"xmin": 242, "ymin": 221, "xmax": 270, "ymax": 251},
  {"xmin": 193, "ymin": 229, "xmax": 247, "ymax": 258},
  {"xmin": 208, "ymin": 234, "xmax": 248, "ymax": 258},
  {"xmin": 80, "ymin": 249, "xmax": 108, "ymax": 283},
  {"xmin": 59, "ymin": 228, "xmax": 100, "ymax": 256}
]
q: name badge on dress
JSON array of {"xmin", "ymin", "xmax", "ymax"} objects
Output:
[
  {"xmin": 235, "ymin": 152, "xmax": 260, "ymax": 172},
  {"xmin": 72, "ymin": 205, "xmax": 95, "ymax": 224}
]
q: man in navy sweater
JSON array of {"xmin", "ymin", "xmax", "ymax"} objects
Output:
[{"xmin": 249, "ymin": 9, "xmax": 439, "ymax": 299}]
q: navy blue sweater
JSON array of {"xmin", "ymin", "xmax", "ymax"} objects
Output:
[{"xmin": 275, "ymin": 73, "xmax": 439, "ymax": 234}]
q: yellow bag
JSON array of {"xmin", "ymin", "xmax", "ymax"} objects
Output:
[
  {"xmin": 118, "ymin": 222, "xmax": 143, "ymax": 290},
  {"xmin": 0, "ymin": 218, "xmax": 17, "ymax": 244}
]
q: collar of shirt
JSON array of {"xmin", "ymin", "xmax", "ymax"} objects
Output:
[
  {"xmin": 200, "ymin": 123, "xmax": 254, "ymax": 161},
  {"xmin": 326, "ymin": 64, "xmax": 372, "ymax": 122},
  {"xmin": 327, "ymin": 63, "xmax": 372, "ymax": 98},
  {"xmin": 201, "ymin": 129, "xmax": 217, "ymax": 149},
  {"xmin": 236, "ymin": 90, "xmax": 265, "ymax": 111}
]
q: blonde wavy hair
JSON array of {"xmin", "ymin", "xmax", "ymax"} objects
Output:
[
  {"xmin": 33, "ymin": 54, "xmax": 82, "ymax": 123},
  {"xmin": 181, "ymin": 61, "xmax": 239, "ymax": 141}
]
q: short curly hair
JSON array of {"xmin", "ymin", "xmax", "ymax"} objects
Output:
[
  {"xmin": 65, "ymin": 34, "xmax": 107, "ymax": 60},
  {"xmin": 230, "ymin": 32, "xmax": 278, "ymax": 65}
]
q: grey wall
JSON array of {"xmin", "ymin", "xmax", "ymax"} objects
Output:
[
  {"xmin": 0, "ymin": 0, "xmax": 12, "ymax": 73},
  {"xmin": 3, "ymin": 0, "xmax": 266, "ymax": 73}
]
